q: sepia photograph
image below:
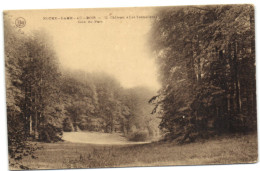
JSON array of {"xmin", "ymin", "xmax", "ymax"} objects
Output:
[{"xmin": 3, "ymin": 3, "xmax": 258, "ymax": 170}]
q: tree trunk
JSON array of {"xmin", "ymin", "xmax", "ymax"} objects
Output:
[
  {"xmin": 227, "ymin": 43, "xmax": 235, "ymax": 131},
  {"xmin": 34, "ymin": 110, "xmax": 38, "ymax": 139},
  {"xmin": 29, "ymin": 115, "xmax": 33, "ymax": 135},
  {"xmin": 233, "ymin": 42, "xmax": 241, "ymax": 114}
]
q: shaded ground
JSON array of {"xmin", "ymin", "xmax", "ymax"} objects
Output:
[
  {"xmin": 17, "ymin": 133, "xmax": 257, "ymax": 170},
  {"xmin": 62, "ymin": 132, "xmax": 152, "ymax": 145}
]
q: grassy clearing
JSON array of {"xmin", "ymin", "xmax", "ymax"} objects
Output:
[
  {"xmin": 17, "ymin": 133, "xmax": 258, "ymax": 170},
  {"xmin": 62, "ymin": 132, "xmax": 152, "ymax": 145}
]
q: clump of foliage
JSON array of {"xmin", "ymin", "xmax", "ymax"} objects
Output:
[
  {"xmin": 149, "ymin": 5, "xmax": 256, "ymax": 143},
  {"xmin": 59, "ymin": 71, "xmax": 161, "ymax": 138},
  {"xmin": 5, "ymin": 13, "xmax": 64, "ymax": 168},
  {"xmin": 4, "ymin": 11, "xmax": 161, "ymax": 168},
  {"xmin": 127, "ymin": 131, "xmax": 149, "ymax": 142},
  {"xmin": 63, "ymin": 117, "xmax": 74, "ymax": 132}
]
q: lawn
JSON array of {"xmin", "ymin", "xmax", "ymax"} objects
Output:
[{"xmin": 15, "ymin": 133, "xmax": 258, "ymax": 170}]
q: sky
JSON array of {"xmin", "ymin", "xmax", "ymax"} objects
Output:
[{"xmin": 7, "ymin": 8, "xmax": 161, "ymax": 91}]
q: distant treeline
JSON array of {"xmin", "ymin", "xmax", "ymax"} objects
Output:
[
  {"xmin": 4, "ymin": 14, "xmax": 160, "ymax": 164},
  {"xmin": 150, "ymin": 5, "xmax": 256, "ymax": 143},
  {"xmin": 60, "ymin": 71, "xmax": 160, "ymax": 138}
]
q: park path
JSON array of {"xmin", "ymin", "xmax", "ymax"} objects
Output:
[{"xmin": 62, "ymin": 131, "xmax": 151, "ymax": 145}]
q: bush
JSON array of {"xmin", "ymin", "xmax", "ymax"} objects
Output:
[
  {"xmin": 127, "ymin": 131, "xmax": 149, "ymax": 142},
  {"xmin": 63, "ymin": 117, "xmax": 73, "ymax": 132},
  {"xmin": 38, "ymin": 124, "xmax": 63, "ymax": 142}
]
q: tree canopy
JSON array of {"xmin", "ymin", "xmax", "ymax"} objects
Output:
[
  {"xmin": 149, "ymin": 5, "xmax": 256, "ymax": 143},
  {"xmin": 5, "ymin": 13, "xmax": 160, "ymax": 168}
]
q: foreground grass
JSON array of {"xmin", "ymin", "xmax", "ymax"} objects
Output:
[{"xmin": 17, "ymin": 133, "xmax": 258, "ymax": 170}]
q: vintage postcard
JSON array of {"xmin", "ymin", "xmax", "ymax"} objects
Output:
[{"xmin": 4, "ymin": 5, "xmax": 257, "ymax": 170}]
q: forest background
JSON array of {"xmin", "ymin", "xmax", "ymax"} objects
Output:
[{"xmin": 0, "ymin": 1, "xmax": 259, "ymax": 171}]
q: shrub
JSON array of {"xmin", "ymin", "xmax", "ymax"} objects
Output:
[
  {"xmin": 63, "ymin": 117, "xmax": 73, "ymax": 132},
  {"xmin": 38, "ymin": 124, "xmax": 63, "ymax": 142},
  {"xmin": 128, "ymin": 131, "xmax": 149, "ymax": 142}
]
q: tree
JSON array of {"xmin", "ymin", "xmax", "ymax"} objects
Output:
[
  {"xmin": 4, "ymin": 13, "xmax": 38, "ymax": 169},
  {"xmin": 150, "ymin": 5, "xmax": 256, "ymax": 143}
]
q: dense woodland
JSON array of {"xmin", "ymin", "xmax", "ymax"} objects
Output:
[
  {"xmin": 4, "ymin": 14, "xmax": 160, "ymax": 166},
  {"xmin": 149, "ymin": 5, "xmax": 256, "ymax": 143},
  {"xmin": 4, "ymin": 4, "xmax": 257, "ymax": 168}
]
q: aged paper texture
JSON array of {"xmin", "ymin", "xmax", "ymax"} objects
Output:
[{"xmin": 4, "ymin": 5, "xmax": 257, "ymax": 170}]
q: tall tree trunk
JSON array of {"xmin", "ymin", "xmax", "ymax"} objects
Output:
[
  {"xmin": 227, "ymin": 43, "xmax": 235, "ymax": 131},
  {"xmin": 29, "ymin": 84, "xmax": 33, "ymax": 136},
  {"xmin": 233, "ymin": 42, "xmax": 241, "ymax": 114},
  {"xmin": 29, "ymin": 115, "xmax": 33, "ymax": 136},
  {"xmin": 34, "ymin": 110, "xmax": 38, "ymax": 139},
  {"xmin": 249, "ymin": 10, "xmax": 256, "ymax": 121},
  {"xmin": 24, "ymin": 85, "xmax": 30, "ymax": 135}
]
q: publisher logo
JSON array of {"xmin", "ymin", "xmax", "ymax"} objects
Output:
[{"xmin": 15, "ymin": 17, "xmax": 26, "ymax": 28}]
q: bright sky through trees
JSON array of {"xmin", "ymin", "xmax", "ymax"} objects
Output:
[{"xmin": 12, "ymin": 8, "xmax": 161, "ymax": 91}]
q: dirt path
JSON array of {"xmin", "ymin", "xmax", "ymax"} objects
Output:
[{"xmin": 62, "ymin": 132, "xmax": 151, "ymax": 145}]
